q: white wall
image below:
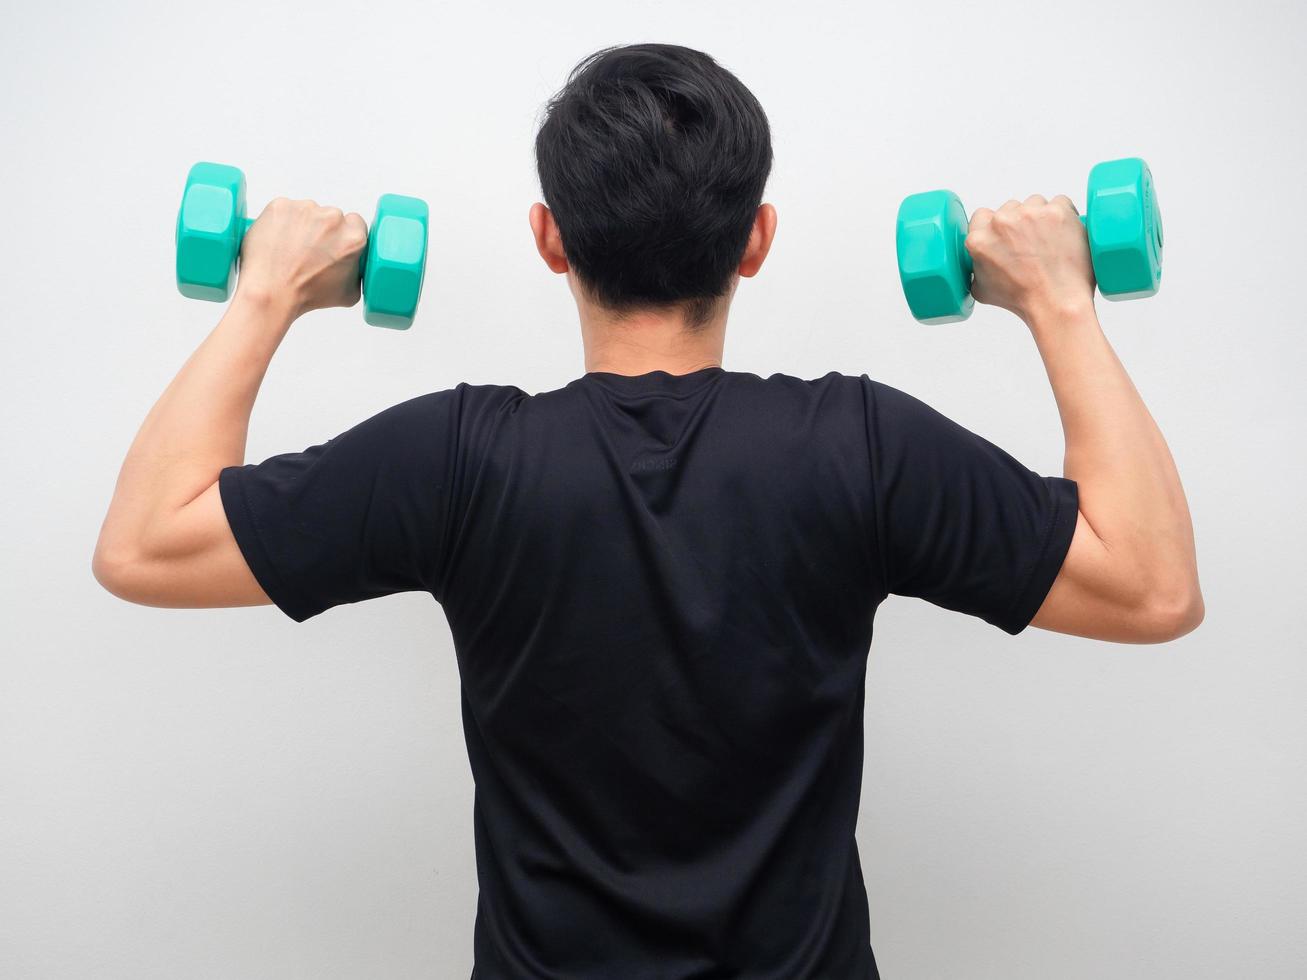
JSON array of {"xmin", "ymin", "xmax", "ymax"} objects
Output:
[{"xmin": 2, "ymin": 1, "xmax": 1303, "ymax": 977}]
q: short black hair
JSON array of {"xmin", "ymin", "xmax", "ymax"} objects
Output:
[{"xmin": 535, "ymin": 43, "xmax": 773, "ymax": 330}]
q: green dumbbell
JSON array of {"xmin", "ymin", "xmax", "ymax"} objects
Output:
[
  {"xmin": 175, "ymin": 162, "xmax": 430, "ymax": 329},
  {"xmin": 895, "ymin": 157, "xmax": 1163, "ymax": 324}
]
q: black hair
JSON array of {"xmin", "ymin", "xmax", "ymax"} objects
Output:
[{"xmin": 535, "ymin": 43, "xmax": 773, "ymax": 330}]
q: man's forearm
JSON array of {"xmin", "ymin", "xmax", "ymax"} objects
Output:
[
  {"xmin": 94, "ymin": 293, "xmax": 294, "ymax": 564},
  {"xmin": 1027, "ymin": 300, "xmax": 1200, "ymax": 603}
]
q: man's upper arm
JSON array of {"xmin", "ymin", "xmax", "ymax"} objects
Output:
[
  {"xmin": 227, "ymin": 385, "xmax": 525, "ymax": 622},
  {"xmin": 862, "ymin": 376, "xmax": 1080, "ymax": 635},
  {"xmin": 99, "ymin": 385, "xmax": 523, "ymax": 621},
  {"xmin": 214, "ymin": 391, "xmax": 473, "ymax": 622},
  {"xmin": 93, "ymin": 479, "xmax": 272, "ymax": 610},
  {"xmin": 858, "ymin": 375, "xmax": 1190, "ymax": 644},
  {"xmin": 1029, "ymin": 508, "xmax": 1195, "ymax": 643}
]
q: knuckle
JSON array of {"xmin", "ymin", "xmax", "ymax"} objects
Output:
[{"xmin": 1052, "ymin": 194, "xmax": 1079, "ymax": 217}]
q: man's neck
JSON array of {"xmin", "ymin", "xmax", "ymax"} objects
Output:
[{"xmin": 578, "ymin": 303, "xmax": 728, "ymax": 377}]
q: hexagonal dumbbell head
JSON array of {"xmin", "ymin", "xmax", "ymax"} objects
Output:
[
  {"xmin": 1085, "ymin": 157, "xmax": 1163, "ymax": 301},
  {"xmin": 362, "ymin": 194, "xmax": 429, "ymax": 329},
  {"xmin": 896, "ymin": 189, "xmax": 975, "ymax": 324},
  {"xmin": 176, "ymin": 162, "xmax": 250, "ymax": 302}
]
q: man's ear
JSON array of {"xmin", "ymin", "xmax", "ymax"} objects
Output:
[
  {"xmin": 529, "ymin": 203, "xmax": 569, "ymax": 274},
  {"xmin": 738, "ymin": 203, "xmax": 778, "ymax": 278}
]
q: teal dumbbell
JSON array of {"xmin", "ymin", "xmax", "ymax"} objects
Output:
[
  {"xmin": 175, "ymin": 162, "xmax": 430, "ymax": 329},
  {"xmin": 895, "ymin": 157, "xmax": 1163, "ymax": 324}
]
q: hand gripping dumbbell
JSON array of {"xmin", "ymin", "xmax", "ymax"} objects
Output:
[
  {"xmin": 895, "ymin": 157, "xmax": 1163, "ymax": 324},
  {"xmin": 175, "ymin": 162, "xmax": 430, "ymax": 329}
]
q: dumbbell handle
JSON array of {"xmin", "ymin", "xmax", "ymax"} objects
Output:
[
  {"xmin": 954, "ymin": 212, "xmax": 1091, "ymax": 277},
  {"xmin": 231, "ymin": 216, "xmax": 368, "ymax": 277}
]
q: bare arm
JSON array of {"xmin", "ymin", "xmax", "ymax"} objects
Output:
[
  {"xmin": 92, "ymin": 199, "xmax": 368, "ymax": 606},
  {"xmin": 1027, "ymin": 302, "xmax": 1201, "ymax": 641},
  {"xmin": 966, "ymin": 196, "xmax": 1202, "ymax": 643}
]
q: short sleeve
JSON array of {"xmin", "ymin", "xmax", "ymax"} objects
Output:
[
  {"xmin": 219, "ymin": 384, "xmax": 522, "ymax": 623},
  {"xmin": 862, "ymin": 377, "xmax": 1079, "ymax": 635}
]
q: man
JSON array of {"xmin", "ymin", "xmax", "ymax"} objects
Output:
[{"xmin": 93, "ymin": 42, "xmax": 1201, "ymax": 980}]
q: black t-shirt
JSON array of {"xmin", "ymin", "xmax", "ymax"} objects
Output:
[{"xmin": 219, "ymin": 368, "xmax": 1078, "ymax": 979}]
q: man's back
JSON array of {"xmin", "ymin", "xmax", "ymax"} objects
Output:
[
  {"xmin": 448, "ymin": 367, "xmax": 883, "ymax": 977},
  {"xmin": 217, "ymin": 365, "xmax": 1078, "ymax": 976}
]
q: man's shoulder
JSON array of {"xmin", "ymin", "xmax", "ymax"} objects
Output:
[
  {"xmin": 357, "ymin": 385, "xmax": 531, "ymax": 444},
  {"xmin": 719, "ymin": 369, "xmax": 872, "ymax": 411},
  {"xmin": 398, "ymin": 382, "xmax": 532, "ymax": 414}
]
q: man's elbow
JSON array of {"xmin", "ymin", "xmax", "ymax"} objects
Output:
[
  {"xmin": 92, "ymin": 542, "xmax": 150, "ymax": 603},
  {"xmin": 1136, "ymin": 580, "xmax": 1205, "ymax": 643}
]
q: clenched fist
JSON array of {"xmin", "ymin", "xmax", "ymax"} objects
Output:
[
  {"xmin": 235, "ymin": 198, "xmax": 368, "ymax": 318},
  {"xmin": 966, "ymin": 195, "xmax": 1096, "ymax": 323}
]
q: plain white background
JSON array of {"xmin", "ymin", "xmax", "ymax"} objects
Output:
[{"xmin": 2, "ymin": 0, "xmax": 1304, "ymax": 977}]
